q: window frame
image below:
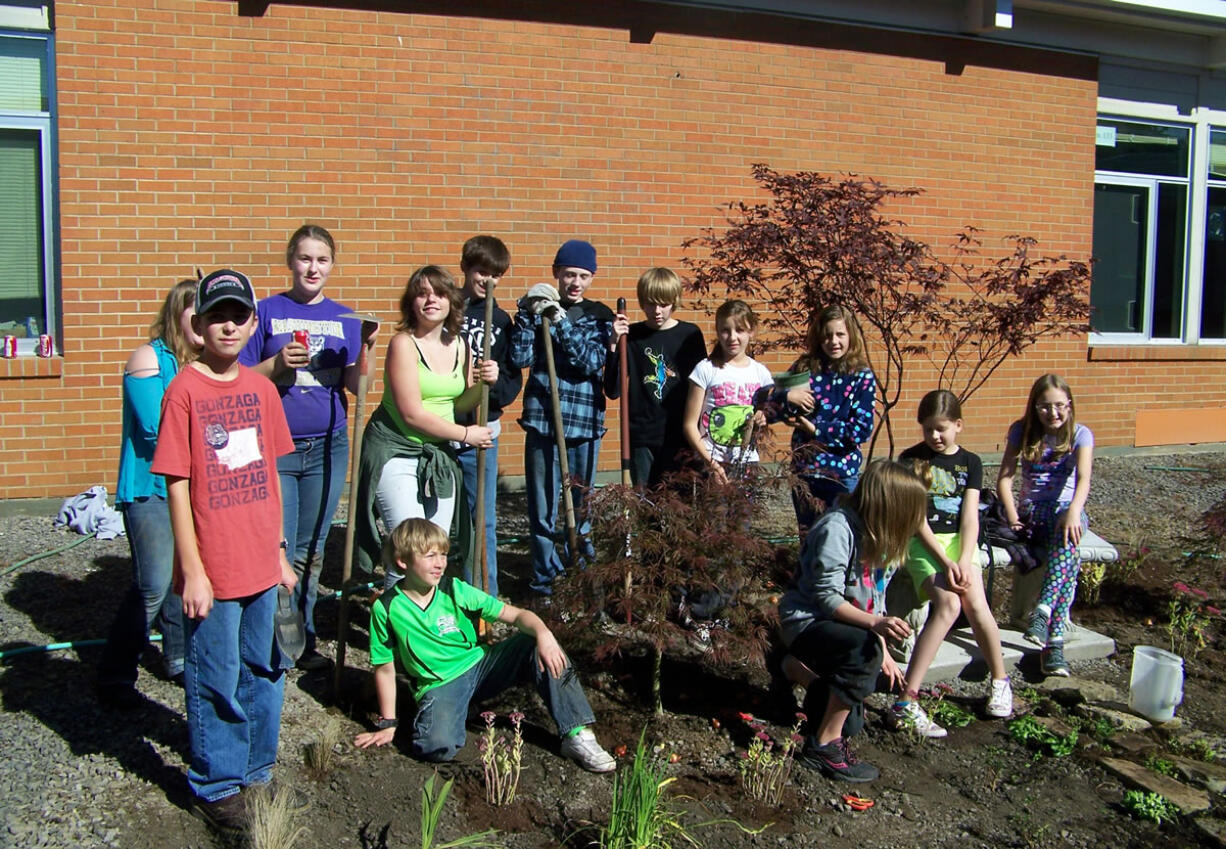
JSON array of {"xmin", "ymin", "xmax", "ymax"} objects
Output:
[{"xmin": 0, "ymin": 28, "xmax": 57, "ymax": 357}]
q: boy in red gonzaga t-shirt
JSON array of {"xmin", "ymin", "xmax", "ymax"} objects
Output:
[{"xmin": 152, "ymin": 269, "xmax": 299, "ymax": 837}]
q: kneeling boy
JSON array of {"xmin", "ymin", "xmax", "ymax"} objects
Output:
[{"xmin": 353, "ymin": 519, "xmax": 615, "ymax": 772}]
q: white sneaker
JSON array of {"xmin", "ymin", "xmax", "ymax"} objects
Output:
[
  {"xmin": 986, "ymin": 677, "xmax": 1014, "ymax": 718},
  {"xmin": 887, "ymin": 701, "xmax": 947, "ymax": 738},
  {"xmin": 561, "ymin": 728, "xmax": 616, "ymax": 773}
]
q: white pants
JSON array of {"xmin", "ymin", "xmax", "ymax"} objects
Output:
[{"xmin": 375, "ymin": 455, "xmax": 457, "ymax": 590}]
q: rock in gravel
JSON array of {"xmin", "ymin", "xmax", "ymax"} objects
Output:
[
  {"xmin": 1100, "ymin": 756, "xmax": 1211, "ymax": 814},
  {"xmin": 1194, "ymin": 816, "xmax": 1226, "ymax": 848},
  {"xmin": 1172, "ymin": 755, "xmax": 1226, "ymax": 795},
  {"xmin": 1035, "ymin": 676, "xmax": 1121, "ymax": 706},
  {"xmin": 1075, "ymin": 703, "xmax": 1154, "ymax": 733}
]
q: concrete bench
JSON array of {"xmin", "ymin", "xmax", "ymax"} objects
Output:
[{"xmin": 887, "ymin": 529, "xmax": 1120, "ymax": 665}]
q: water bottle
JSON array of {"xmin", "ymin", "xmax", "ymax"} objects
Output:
[{"xmin": 274, "ymin": 586, "xmax": 306, "ymax": 662}]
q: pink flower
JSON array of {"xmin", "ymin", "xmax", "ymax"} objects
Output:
[
  {"xmin": 481, "ymin": 711, "xmax": 496, "ymax": 725},
  {"xmin": 1173, "ymin": 581, "xmax": 1190, "ymax": 594},
  {"xmin": 737, "ymin": 712, "xmax": 755, "ymax": 722},
  {"xmin": 509, "ymin": 711, "xmax": 525, "ymax": 725},
  {"xmin": 791, "ymin": 734, "xmax": 804, "ymax": 744},
  {"xmin": 795, "ymin": 712, "xmax": 808, "ymax": 722},
  {"xmin": 1191, "ymin": 587, "xmax": 1209, "ymax": 599},
  {"xmin": 1206, "ymin": 606, "xmax": 1222, "ymax": 616},
  {"xmin": 755, "ymin": 731, "xmax": 771, "ymax": 742}
]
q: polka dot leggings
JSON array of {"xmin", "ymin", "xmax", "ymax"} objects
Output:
[{"xmin": 1027, "ymin": 500, "xmax": 1088, "ymax": 641}]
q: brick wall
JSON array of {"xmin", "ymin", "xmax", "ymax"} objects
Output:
[{"xmin": 4, "ymin": 0, "xmax": 1217, "ymax": 498}]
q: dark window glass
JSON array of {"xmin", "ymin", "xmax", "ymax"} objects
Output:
[{"xmin": 1096, "ymin": 120, "xmax": 1190, "ymax": 178}]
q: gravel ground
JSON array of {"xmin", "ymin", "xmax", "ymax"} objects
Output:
[{"xmin": 1, "ymin": 448, "xmax": 1224, "ymax": 848}]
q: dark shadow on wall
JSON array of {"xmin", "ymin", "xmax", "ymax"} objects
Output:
[{"xmin": 232, "ymin": 0, "xmax": 1097, "ymax": 82}]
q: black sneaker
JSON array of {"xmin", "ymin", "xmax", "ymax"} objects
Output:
[
  {"xmin": 798, "ymin": 736, "xmax": 879, "ymax": 782},
  {"xmin": 295, "ymin": 649, "xmax": 331, "ymax": 672},
  {"xmin": 192, "ymin": 791, "xmax": 248, "ymax": 837},
  {"xmin": 1041, "ymin": 643, "xmax": 1071, "ymax": 677}
]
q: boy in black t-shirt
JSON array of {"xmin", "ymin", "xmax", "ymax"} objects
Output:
[{"xmin": 605, "ymin": 268, "xmax": 707, "ymax": 486}]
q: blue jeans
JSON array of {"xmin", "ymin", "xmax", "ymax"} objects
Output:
[
  {"xmin": 794, "ymin": 474, "xmax": 857, "ymax": 554},
  {"xmin": 184, "ymin": 586, "xmax": 288, "ymax": 802},
  {"xmin": 277, "ymin": 426, "xmax": 348, "ymax": 651},
  {"xmin": 524, "ymin": 430, "xmax": 599, "ymax": 595},
  {"xmin": 99, "ymin": 496, "xmax": 184, "ymax": 684},
  {"xmin": 456, "ymin": 435, "xmax": 500, "ymax": 597},
  {"xmin": 411, "ymin": 634, "xmax": 596, "ymax": 762}
]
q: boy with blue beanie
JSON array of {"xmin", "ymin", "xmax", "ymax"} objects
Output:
[{"xmin": 510, "ymin": 240, "xmax": 614, "ymax": 596}]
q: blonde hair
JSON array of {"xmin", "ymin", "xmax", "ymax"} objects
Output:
[
  {"xmin": 799, "ymin": 304, "xmax": 868, "ymax": 375},
  {"xmin": 1018, "ymin": 373, "xmax": 1077, "ymax": 463},
  {"xmin": 148, "ymin": 279, "xmax": 200, "ymax": 365},
  {"xmin": 636, "ymin": 267, "xmax": 682, "ymax": 308},
  {"xmin": 388, "ymin": 518, "xmax": 450, "ymax": 565},
  {"xmin": 845, "ymin": 459, "xmax": 927, "ymax": 567}
]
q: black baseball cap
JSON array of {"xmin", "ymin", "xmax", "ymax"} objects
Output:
[{"xmin": 196, "ymin": 269, "xmax": 256, "ymax": 315}]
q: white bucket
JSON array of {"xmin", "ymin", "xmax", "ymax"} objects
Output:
[{"xmin": 1128, "ymin": 645, "xmax": 1184, "ymax": 723}]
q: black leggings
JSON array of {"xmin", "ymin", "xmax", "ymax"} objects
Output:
[{"xmin": 789, "ymin": 619, "xmax": 882, "ymax": 738}]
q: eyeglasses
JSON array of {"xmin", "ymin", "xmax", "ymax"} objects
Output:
[{"xmin": 1035, "ymin": 402, "xmax": 1070, "ymax": 414}]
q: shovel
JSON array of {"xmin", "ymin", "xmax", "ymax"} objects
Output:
[{"xmin": 333, "ymin": 310, "xmax": 380, "ymax": 700}]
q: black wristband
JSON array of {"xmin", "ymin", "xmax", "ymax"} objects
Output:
[{"xmin": 373, "ymin": 716, "xmax": 398, "ymax": 730}]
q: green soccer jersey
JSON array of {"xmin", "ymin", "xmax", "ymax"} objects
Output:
[{"xmin": 370, "ymin": 576, "xmax": 506, "ymax": 699}]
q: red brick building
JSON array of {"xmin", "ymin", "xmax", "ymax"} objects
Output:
[{"xmin": 3, "ymin": 0, "xmax": 1225, "ymax": 498}]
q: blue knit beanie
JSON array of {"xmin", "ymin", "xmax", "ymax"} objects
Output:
[{"xmin": 552, "ymin": 239, "xmax": 597, "ymax": 273}]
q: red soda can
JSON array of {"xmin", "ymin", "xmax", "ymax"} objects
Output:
[
  {"xmin": 293, "ymin": 330, "xmax": 309, "ymax": 348},
  {"xmin": 1, "ymin": 336, "xmax": 15, "ymax": 358},
  {"xmin": 36, "ymin": 334, "xmax": 53, "ymax": 357}
]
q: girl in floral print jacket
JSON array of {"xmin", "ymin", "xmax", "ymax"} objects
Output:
[{"xmin": 766, "ymin": 305, "xmax": 876, "ymax": 545}]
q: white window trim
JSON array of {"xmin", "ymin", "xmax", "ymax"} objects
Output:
[{"xmin": 1092, "ymin": 97, "xmax": 1226, "ymax": 346}]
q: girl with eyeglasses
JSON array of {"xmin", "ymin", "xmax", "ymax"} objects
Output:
[{"xmin": 996, "ymin": 373, "xmax": 1094, "ymax": 677}]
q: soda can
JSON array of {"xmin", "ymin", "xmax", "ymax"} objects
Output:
[
  {"xmin": 1, "ymin": 336, "xmax": 16, "ymax": 358},
  {"xmin": 293, "ymin": 330, "xmax": 310, "ymax": 348},
  {"xmin": 36, "ymin": 334, "xmax": 53, "ymax": 357}
]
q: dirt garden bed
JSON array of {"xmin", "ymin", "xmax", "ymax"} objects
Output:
[{"xmin": 2, "ymin": 450, "xmax": 1226, "ymax": 849}]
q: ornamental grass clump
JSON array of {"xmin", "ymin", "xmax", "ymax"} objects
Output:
[
  {"xmin": 736, "ymin": 712, "xmax": 803, "ymax": 807},
  {"xmin": 477, "ymin": 710, "xmax": 523, "ymax": 806},
  {"xmin": 1168, "ymin": 581, "xmax": 1221, "ymax": 659}
]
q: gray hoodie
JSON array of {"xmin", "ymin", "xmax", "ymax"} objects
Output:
[{"xmin": 779, "ymin": 506, "xmax": 889, "ymax": 646}]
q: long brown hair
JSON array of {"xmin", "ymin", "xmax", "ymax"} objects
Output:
[
  {"xmin": 397, "ymin": 265, "xmax": 464, "ymax": 337},
  {"xmin": 798, "ymin": 304, "xmax": 868, "ymax": 375},
  {"xmin": 710, "ymin": 299, "xmax": 757, "ymax": 367},
  {"xmin": 1018, "ymin": 373, "xmax": 1077, "ymax": 463},
  {"xmin": 285, "ymin": 224, "xmax": 336, "ymax": 268},
  {"xmin": 845, "ymin": 459, "xmax": 927, "ymax": 567},
  {"xmin": 148, "ymin": 279, "xmax": 200, "ymax": 365}
]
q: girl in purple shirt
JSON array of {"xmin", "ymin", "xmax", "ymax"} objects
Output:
[{"xmin": 996, "ymin": 373, "xmax": 1094, "ymax": 677}]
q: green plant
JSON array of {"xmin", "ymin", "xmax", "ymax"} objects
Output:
[
  {"xmin": 1167, "ymin": 581, "xmax": 1221, "ymax": 659},
  {"xmin": 1078, "ymin": 561, "xmax": 1108, "ymax": 605},
  {"xmin": 246, "ymin": 785, "xmax": 307, "ymax": 849},
  {"xmin": 1008, "ymin": 716, "xmax": 1077, "ymax": 759},
  {"xmin": 420, "ymin": 773, "xmax": 501, "ymax": 849},
  {"xmin": 1171, "ymin": 737, "xmax": 1218, "ymax": 762},
  {"xmin": 303, "ymin": 716, "xmax": 343, "ymax": 776},
  {"xmin": 1145, "ymin": 755, "xmax": 1178, "ymax": 778},
  {"xmin": 737, "ymin": 712, "xmax": 803, "ymax": 806},
  {"xmin": 921, "ymin": 684, "xmax": 975, "ymax": 729},
  {"xmin": 1122, "ymin": 790, "xmax": 1181, "ymax": 825},
  {"xmin": 601, "ymin": 730, "xmax": 764, "ymax": 849},
  {"xmin": 478, "ymin": 710, "xmax": 523, "ymax": 806}
]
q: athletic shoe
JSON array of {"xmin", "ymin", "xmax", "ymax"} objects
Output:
[
  {"xmin": 887, "ymin": 700, "xmax": 948, "ymax": 738},
  {"xmin": 798, "ymin": 736, "xmax": 880, "ymax": 783},
  {"xmin": 1024, "ymin": 609, "xmax": 1050, "ymax": 647},
  {"xmin": 985, "ymin": 677, "xmax": 1014, "ymax": 718},
  {"xmin": 191, "ymin": 791, "xmax": 248, "ymax": 838},
  {"xmin": 561, "ymin": 728, "xmax": 617, "ymax": 773},
  {"xmin": 1041, "ymin": 643, "xmax": 1071, "ymax": 677}
]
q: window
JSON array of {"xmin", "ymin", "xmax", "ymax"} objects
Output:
[
  {"xmin": 1091, "ymin": 119, "xmax": 1190, "ymax": 340},
  {"xmin": 0, "ymin": 31, "xmax": 55, "ymax": 354}
]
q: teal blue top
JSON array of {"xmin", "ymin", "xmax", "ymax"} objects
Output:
[{"xmin": 116, "ymin": 338, "xmax": 179, "ymax": 504}]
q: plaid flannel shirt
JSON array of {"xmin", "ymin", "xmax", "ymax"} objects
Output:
[{"xmin": 510, "ymin": 299, "xmax": 614, "ymax": 441}]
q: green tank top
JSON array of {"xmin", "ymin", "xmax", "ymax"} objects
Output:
[{"xmin": 379, "ymin": 338, "xmax": 466, "ymax": 443}]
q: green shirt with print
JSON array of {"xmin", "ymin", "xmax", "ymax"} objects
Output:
[{"xmin": 370, "ymin": 576, "xmax": 506, "ymax": 700}]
